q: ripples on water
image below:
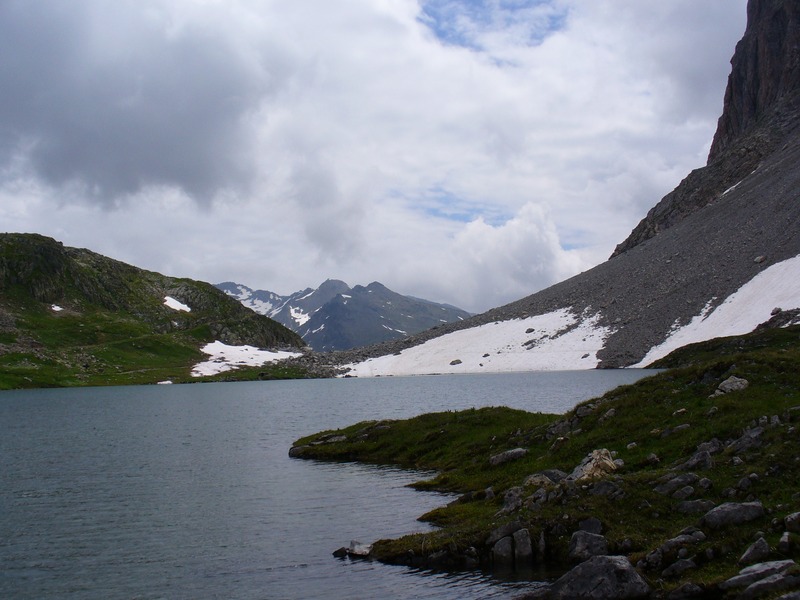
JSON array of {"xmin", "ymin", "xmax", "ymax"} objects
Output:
[{"xmin": 0, "ymin": 370, "xmax": 654, "ymax": 599}]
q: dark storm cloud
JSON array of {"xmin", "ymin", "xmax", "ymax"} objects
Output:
[{"xmin": 0, "ymin": 1, "xmax": 280, "ymax": 204}]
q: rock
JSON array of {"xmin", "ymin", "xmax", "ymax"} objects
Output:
[
  {"xmin": 667, "ymin": 582, "xmax": 704, "ymax": 599},
  {"xmin": 654, "ymin": 473, "xmax": 699, "ymax": 495},
  {"xmin": 676, "ymin": 450, "xmax": 714, "ymax": 471},
  {"xmin": 590, "ymin": 480, "xmax": 624, "ymax": 499},
  {"xmin": 672, "ymin": 486, "xmax": 695, "ymax": 500},
  {"xmin": 662, "ymin": 558, "xmax": 696, "ymax": 579},
  {"xmin": 720, "ymin": 559, "xmax": 797, "ymax": 590},
  {"xmin": 569, "ymin": 449, "xmax": 618, "ymax": 481},
  {"xmin": 696, "ymin": 438, "xmax": 724, "ymax": 454},
  {"xmin": 545, "ymin": 555, "xmax": 651, "ymax": 599},
  {"xmin": 739, "ymin": 573, "xmax": 800, "ymax": 600},
  {"xmin": 568, "ymin": 531, "xmax": 609, "ymax": 563},
  {"xmin": 514, "ymin": 528, "xmax": 534, "ymax": 566},
  {"xmin": 579, "ymin": 517, "xmax": 603, "ymax": 535},
  {"xmin": 740, "ymin": 537, "xmax": 771, "ymax": 565},
  {"xmin": 786, "ymin": 512, "xmax": 800, "ymax": 534},
  {"xmin": 486, "ymin": 520, "xmax": 523, "ymax": 546},
  {"xmin": 677, "ymin": 500, "xmax": 716, "ymax": 514},
  {"xmin": 492, "ymin": 536, "xmax": 514, "ymax": 567},
  {"xmin": 499, "ymin": 486, "xmax": 524, "ymax": 514},
  {"xmin": 714, "ymin": 375, "xmax": 750, "ymax": 395},
  {"xmin": 702, "ymin": 501, "xmax": 765, "ymax": 529},
  {"xmin": 779, "ymin": 531, "xmax": 791, "ymax": 554},
  {"xmin": 525, "ymin": 472, "xmax": 556, "ymax": 488},
  {"xmin": 489, "ymin": 447, "xmax": 528, "ymax": 466},
  {"xmin": 333, "ymin": 540, "xmax": 373, "ymax": 559}
]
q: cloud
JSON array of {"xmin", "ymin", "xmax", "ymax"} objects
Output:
[{"xmin": 0, "ymin": 0, "xmax": 748, "ymax": 313}]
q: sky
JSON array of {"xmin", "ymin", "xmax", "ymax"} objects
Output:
[{"xmin": 0, "ymin": 0, "xmax": 748, "ymax": 313}]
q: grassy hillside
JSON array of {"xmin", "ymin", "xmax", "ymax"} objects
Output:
[
  {"xmin": 291, "ymin": 324, "xmax": 800, "ymax": 595},
  {"xmin": 0, "ymin": 233, "xmax": 306, "ymax": 389}
]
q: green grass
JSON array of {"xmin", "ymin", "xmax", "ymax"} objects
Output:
[{"xmin": 290, "ymin": 325, "xmax": 800, "ymax": 589}]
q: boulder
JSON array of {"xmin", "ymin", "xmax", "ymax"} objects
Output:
[
  {"xmin": 739, "ymin": 537, "xmax": 771, "ymax": 566},
  {"xmin": 720, "ymin": 559, "xmax": 797, "ymax": 590},
  {"xmin": 569, "ymin": 449, "xmax": 618, "ymax": 481},
  {"xmin": 786, "ymin": 512, "xmax": 800, "ymax": 534},
  {"xmin": 654, "ymin": 473, "xmax": 699, "ymax": 495},
  {"xmin": 713, "ymin": 375, "xmax": 750, "ymax": 396},
  {"xmin": 546, "ymin": 555, "xmax": 651, "ymax": 599},
  {"xmin": 489, "ymin": 447, "xmax": 528, "ymax": 466},
  {"xmin": 579, "ymin": 517, "xmax": 603, "ymax": 535},
  {"xmin": 702, "ymin": 502, "xmax": 764, "ymax": 529},
  {"xmin": 677, "ymin": 500, "xmax": 716, "ymax": 514},
  {"xmin": 568, "ymin": 531, "xmax": 609, "ymax": 563},
  {"xmin": 662, "ymin": 558, "xmax": 696, "ymax": 579},
  {"xmin": 492, "ymin": 536, "xmax": 514, "ymax": 567},
  {"xmin": 514, "ymin": 528, "xmax": 534, "ymax": 566}
]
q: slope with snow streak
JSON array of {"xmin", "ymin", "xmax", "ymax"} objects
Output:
[
  {"xmin": 343, "ymin": 309, "xmax": 612, "ymax": 377},
  {"xmin": 191, "ymin": 341, "xmax": 302, "ymax": 377},
  {"xmin": 633, "ymin": 254, "xmax": 800, "ymax": 367}
]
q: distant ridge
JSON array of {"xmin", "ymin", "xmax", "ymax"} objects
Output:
[{"xmin": 217, "ymin": 280, "xmax": 471, "ymax": 351}]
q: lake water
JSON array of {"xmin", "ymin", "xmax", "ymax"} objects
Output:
[{"xmin": 0, "ymin": 370, "xmax": 655, "ymax": 599}]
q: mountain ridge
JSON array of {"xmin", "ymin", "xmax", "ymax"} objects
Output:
[
  {"xmin": 0, "ymin": 233, "xmax": 304, "ymax": 388},
  {"xmin": 217, "ymin": 279, "xmax": 471, "ymax": 351}
]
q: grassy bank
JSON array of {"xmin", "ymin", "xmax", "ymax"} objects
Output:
[{"xmin": 290, "ymin": 325, "xmax": 800, "ymax": 594}]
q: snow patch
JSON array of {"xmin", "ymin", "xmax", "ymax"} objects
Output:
[
  {"xmin": 633, "ymin": 254, "xmax": 800, "ymax": 367},
  {"xmin": 290, "ymin": 306, "xmax": 310, "ymax": 326},
  {"xmin": 191, "ymin": 341, "xmax": 302, "ymax": 377},
  {"xmin": 164, "ymin": 296, "xmax": 191, "ymax": 312},
  {"xmin": 343, "ymin": 308, "xmax": 612, "ymax": 377}
]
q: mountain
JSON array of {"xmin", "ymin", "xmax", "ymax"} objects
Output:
[
  {"xmin": 322, "ymin": 0, "xmax": 800, "ymax": 377},
  {"xmin": 216, "ymin": 279, "xmax": 471, "ymax": 351},
  {"xmin": 0, "ymin": 233, "xmax": 304, "ymax": 388}
]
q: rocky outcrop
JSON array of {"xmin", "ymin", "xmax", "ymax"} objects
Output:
[{"xmin": 709, "ymin": 0, "xmax": 800, "ymax": 160}]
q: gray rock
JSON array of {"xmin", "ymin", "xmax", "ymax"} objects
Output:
[
  {"xmin": 778, "ymin": 531, "xmax": 791, "ymax": 554},
  {"xmin": 579, "ymin": 517, "xmax": 603, "ymax": 535},
  {"xmin": 715, "ymin": 375, "xmax": 750, "ymax": 395},
  {"xmin": 677, "ymin": 500, "xmax": 716, "ymax": 514},
  {"xmin": 654, "ymin": 473, "xmax": 699, "ymax": 495},
  {"xmin": 499, "ymin": 486, "xmax": 524, "ymax": 514},
  {"xmin": 677, "ymin": 450, "xmax": 714, "ymax": 471},
  {"xmin": 489, "ymin": 447, "xmax": 529, "ymax": 466},
  {"xmin": 702, "ymin": 501, "xmax": 765, "ymax": 529},
  {"xmin": 486, "ymin": 520, "xmax": 523, "ymax": 546},
  {"xmin": 514, "ymin": 528, "xmax": 534, "ymax": 566},
  {"xmin": 662, "ymin": 558, "xmax": 696, "ymax": 579},
  {"xmin": 492, "ymin": 536, "xmax": 514, "ymax": 566},
  {"xmin": 672, "ymin": 485, "xmax": 695, "ymax": 500},
  {"xmin": 720, "ymin": 559, "xmax": 797, "ymax": 590},
  {"xmin": 568, "ymin": 531, "xmax": 609, "ymax": 563},
  {"xmin": 739, "ymin": 537, "xmax": 771, "ymax": 566},
  {"xmin": 546, "ymin": 555, "xmax": 650, "ymax": 599},
  {"xmin": 728, "ymin": 427, "xmax": 765, "ymax": 453},
  {"xmin": 696, "ymin": 438, "xmax": 724, "ymax": 454},
  {"xmin": 786, "ymin": 512, "xmax": 800, "ymax": 534},
  {"xmin": 739, "ymin": 573, "xmax": 800, "ymax": 600}
]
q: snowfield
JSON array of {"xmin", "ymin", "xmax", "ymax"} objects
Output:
[
  {"xmin": 343, "ymin": 254, "xmax": 800, "ymax": 377},
  {"xmin": 342, "ymin": 308, "xmax": 613, "ymax": 377},
  {"xmin": 163, "ymin": 296, "xmax": 191, "ymax": 312},
  {"xmin": 633, "ymin": 254, "xmax": 800, "ymax": 366},
  {"xmin": 191, "ymin": 341, "xmax": 302, "ymax": 377}
]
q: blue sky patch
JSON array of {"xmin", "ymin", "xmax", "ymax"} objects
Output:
[{"xmin": 418, "ymin": 0, "xmax": 568, "ymax": 51}]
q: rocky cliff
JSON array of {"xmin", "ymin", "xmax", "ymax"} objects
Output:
[{"xmin": 612, "ymin": 0, "xmax": 800, "ymax": 258}]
